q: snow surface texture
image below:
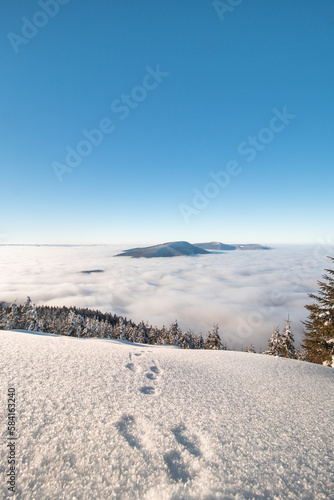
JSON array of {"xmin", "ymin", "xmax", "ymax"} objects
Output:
[{"xmin": 1, "ymin": 331, "xmax": 334, "ymax": 499}]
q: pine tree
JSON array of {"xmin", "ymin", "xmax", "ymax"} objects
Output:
[
  {"xmin": 168, "ymin": 320, "xmax": 182, "ymax": 346},
  {"xmin": 280, "ymin": 318, "xmax": 296, "ymax": 359},
  {"xmin": 82, "ymin": 317, "xmax": 93, "ymax": 338},
  {"xmin": 302, "ymin": 256, "xmax": 334, "ymax": 366},
  {"xmin": 137, "ymin": 321, "xmax": 149, "ymax": 344},
  {"xmin": 196, "ymin": 333, "xmax": 205, "ymax": 349},
  {"xmin": 179, "ymin": 329, "xmax": 194, "ymax": 349},
  {"xmin": 0, "ymin": 303, "xmax": 7, "ymax": 330},
  {"xmin": 263, "ymin": 327, "xmax": 283, "ymax": 356},
  {"xmin": 205, "ymin": 325, "xmax": 223, "ymax": 350},
  {"xmin": 67, "ymin": 310, "xmax": 82, "ymax": 337},
  {"xmin": 26, "ymin": 306, "xmax": 39, "ymax": 331},
  {"xmin": 158, "ymin": 325, "xmax": 168, "ymax": 345},
  {"xmin": 6, "ymin": 304, "xmax": 20, "ymax": 330},
  {"xmin": 148, "ymin": 325, "xmax": 158, "ymax": 345},
  {"xmin": 119, "ymin": 319, "xmax": 128, "ymax": 341},
  {"xmin": 125, "ymin": 322, "xmax": 135, "ymax": 342}
]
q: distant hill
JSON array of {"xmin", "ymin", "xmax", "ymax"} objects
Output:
[
  {"xmin": 115, "ymin": 241, "xmax": 211, "ymax": 258},
  {"xmin": 195, "ymin": 242, "xmax": 271, "ymax": 251},
  {"xmin": 195, "ymin": 242, "xmax": 236, "ymax": 251}
]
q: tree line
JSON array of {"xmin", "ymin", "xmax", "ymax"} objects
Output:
[{"xmin": 0, "ymin": 297, "xmax": 225, "ymax": 350}]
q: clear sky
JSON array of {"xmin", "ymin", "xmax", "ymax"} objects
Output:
[{"xmin": 1, "ymin": 0, "xmax": 333, "ymax": 245}]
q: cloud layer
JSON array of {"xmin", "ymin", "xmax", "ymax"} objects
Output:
[{"xmin": 1, "ymin": 243, "xmax": 333, "ymax": 350}]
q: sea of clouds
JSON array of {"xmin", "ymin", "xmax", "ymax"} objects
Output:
[{"xmin": 1, "ymin": 242, "xmax": 334, "ymax": 350}]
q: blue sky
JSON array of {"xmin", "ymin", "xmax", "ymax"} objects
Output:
[{"xmin": 1, "ymin": 0, "xmax": 333, "ymax": 245}]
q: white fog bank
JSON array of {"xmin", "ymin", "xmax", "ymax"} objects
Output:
[{"xmin": 1, "ymin": 242, "xmax": 333, "ymax": 350}]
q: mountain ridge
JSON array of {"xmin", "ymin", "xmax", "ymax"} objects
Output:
[
  {"xmin": 115, "ymin": 241, "xmax": 210, "ymax": 258},
  {"xmin": 115, "ymin": 240, "xmax": 271, "ymax": 258}
]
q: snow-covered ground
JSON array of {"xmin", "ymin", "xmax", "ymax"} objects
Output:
[{"xmin": 1, "ymin": 330, "xmax": 333, "ymax": 499}]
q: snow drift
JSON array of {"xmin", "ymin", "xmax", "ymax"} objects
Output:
[{"xmin": 1, "ymin": 330, "xmax": 333, "ymax": 499}]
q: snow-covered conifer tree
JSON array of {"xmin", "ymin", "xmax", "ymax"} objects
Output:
[
  {"xmin": 179, "ymin": 329, "xmax": 194, "ymax": 349},
  {"xmin": 263, "ymin": 327, "xmax": 283, "ymax": 356},
  {"xmin": 137, "ymin": 321, "xmax": 149, "ymax": 344},
  {"xmin": 0, "ymin": 303, "xmax": 7, "ymax": 330},
  {"xmin": 67, "ymin": 310, "xmax": 80, "ymax": 337},
  {"xmin": 205, "ymin": 325, "xmax": 223, "ymax": 350},
  {"xmin": 6, "ymin": 304, "xmax": 20, "ymax": 330},
  {"xmin": 26, "ymin": 306, "xmax": 39, "ymax": 331},
  {"xmin": 280, "ymin": 318, "xmax": 296, "ymax": 358},
  {"xmin": 148, "ymin": 325, "xmax": 158, "ymax": 345},
  {"xmin": 302, "ymin": 256, "xmax": 334, "ymax": 366},
  {"xmin": 82, "ymin": 317, "xmax": 93, "ymax": 338},
  {"xmin": 168, "ymin": 320, "xmax": 182, "ymax": 346},
  {"xmin": 196, "ymin": 333, "xmax": 204, "ymax": 349},
  {"xmin": 158, "ymin": 325, "xmax": 168, "ymax": 345}
]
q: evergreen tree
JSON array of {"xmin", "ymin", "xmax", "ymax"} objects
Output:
[
  {"xmin": 137, "ymin": 321, "xmax": 149, "ymax": 344},
  {"xmin": 280, "ymin": 318, "xmax": 296, "ymax": 359},
  {"xmin": 82, "ymin": 317, "xmax": 93, "ymax": 338},
  {"xmin": 26, "ymin": 306, "xmax": 39, "ymax": 331},
  {"xmin": 158, "ymin": 325, "xmax": 168, "ymax": 345},
  {"xmin": 302, "ymin": 256, "xmax": 334, "ymax": 366},
  {"xmin": 148, "ymin": 325, "xmax": 158, "ymax": 345},
  {"xmin": 263, "ymin": 327, "xmax": 283, "ymax": 356},
  {"xmin": 125, "ymin": 322, "xmax": 136, "ymax": 342},
  {"xmin": 6, "ymin": 304, "xmax": 20, "ymax": 330},
  {"xmin": 67, "ymin": 310, "xmax": 82, "ymax": 337},
  {"xmin": 179, "ymin": 329, "xmax": 194, "ymax": 349},
  {"xmin": 205, "ymin": 325, "xmax": 223, "ymax": 350},
  {"xmin": 119, "ymin": 319, "xmax": 128, "ymax": 341},
  {"xmin": 92, "ymin": 318, "xmax": 101, "ymax": 338},
  {"xmin": 168, "ymin": 320, "xmax": 182, "ymax": 346},
  {"xmin": 196, "ymin": 333, "xmax": 204, "ymax": 349},
  {"xmin": 0, "ymin": 303, "xmax": 7, "ymax": 330},
  {"xmin": 21, "ymin": 296, "xmax": 32, "ymax": 329}
]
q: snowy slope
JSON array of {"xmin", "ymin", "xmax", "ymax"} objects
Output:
[{"xmin": 1, "ymin": 330, "xmax": 334, "ymax": 499}]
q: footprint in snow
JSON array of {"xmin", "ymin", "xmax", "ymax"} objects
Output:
[
  {"xmin": 149, "ymin": 365, "xmax": 160, "ymax": 374},
  {"xmin": 164, "ymin": 450, "xmax": 192, "ymax": 483},
  {"xmin": 125, "ymin": 363, "xmax": 135, "ymax": 371},
  {"xmin": 171, "ymin": 424, "xmax": 202, "ymax": 458},
  {"xmin": 146, "ymin": 365, "xmax": 160, "ymax": 380},
  {"xmin": 139, "ymin": 386, "xmax": 155, "ymax": 395},
  {"xmin": 115, "ymin": 414, "xmax": 141, "ymax": 450}
]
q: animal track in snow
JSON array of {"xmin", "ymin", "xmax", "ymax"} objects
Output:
[
  {"xmin": 139, "ymin": 364, "xmax": 161, "ymax": 395},
  {"xmin": 149, "ymin": 365, "xmax": 160, "ymax": 374},
  {"xmin": 163, "ymin": 450, "xmax": 192, "ymax": 483},
  {"xmin": 146, "ymin": 365, "xmax": 160, "ymax": 380},
  {"xmin": 140, "ymin": 386, "xmax": 155, "ymax": 395},
  {"xmin": 115, "ymin": 414, "xmax": 141, "ymax": 450},
  {"xmin": 171, "ymin": 424, "xmax": 202, "ymax": 458}
]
